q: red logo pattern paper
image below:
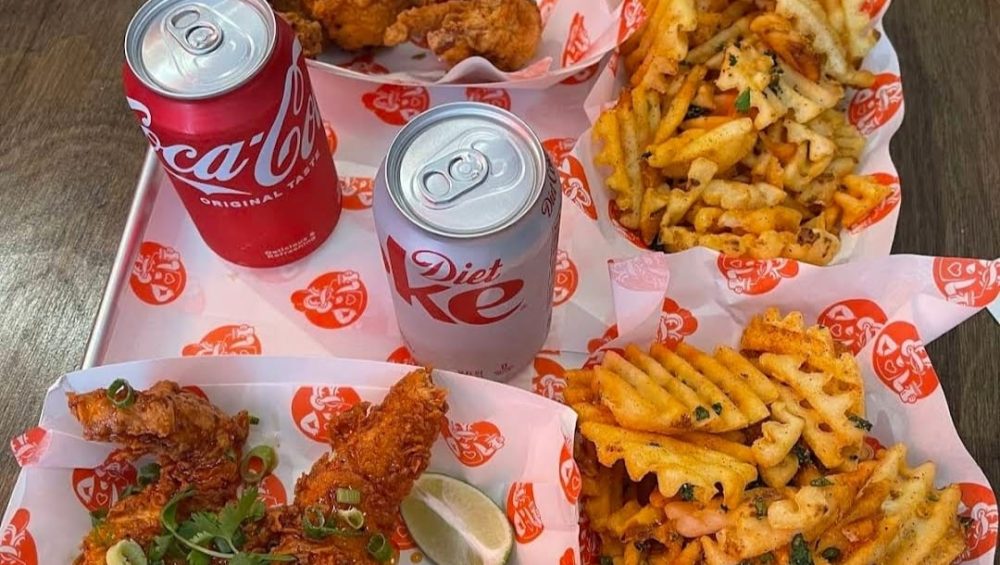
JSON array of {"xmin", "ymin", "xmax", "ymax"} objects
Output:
[
  {"xmin": 323, "ymin": 121, "xmax": 338, "ymax": 155},
  {"xmin": 362, "ymin": 85, "xmax": 430, "ymax": 126},
  {"xmin": 579, "ymin": 515, "xmax": 602, "ymax": 565},
  {"xmin": 130, "ymin": 241, "xmax": 186, "ymax": 305},
  {"xmin": 532, "ymin": 355, "xmax": 567, "ymax": 403},
  {"xmin": 339, "ymin": 176, "xmax": 375, "ymax": 210},
  {"xmin": 341, "ymin": 53, "xmax": 389, "ymax": 75},
  {"xmin": 181, "ymin": 385, "xmax": 209, "ymax": 400},
  {"xmin": 849, "ymin": 173, "xmax": 900, "ymax": 233},
  {"xmin": 291, "ymin": 270, "xmax": 368, "ymax": 329},
  {"xmin": 386, "ymin": 346, "xmax": 419, "ymax": 365},
  {"xmin": 872, "ymin": 321, "xmax": 939, "ymax": 403},
  {"xmin": 291, "ymin": 386, "xmax": 363, "ymax": 442},
  {"xmin": 617, "ymin": 0, "xmax": 648, "ymax": 43},
  {"xmin": 657, "ymin": 298, "xmax": 698, "ymax": 348},
  {"xmin": 440, "ymin": 418, "xmax": 505, "ymax": 467},
  {"xmin": 717, "ymin": 255, "xmax": 799, "ymax": 295},
  {"xmin": 561, "ymin": 14, "xmax": 598, "ymax": 85},
  {"xmin": 182, "ymin": 324, "xmax": 262, "ymax": 357},
  {"xmin": 861, "ymin": 0, "xmax": 889, "ymax": 18},
  {"xmin": 72, "ymin": 454, "xmax": 137, "ymax": 512},
  {"xmin": 959, "ymin": 482, "xmax": 999, "ymax": 561},
  {"xmin": 584, "ymin": 324, "xmax": 623, "ymax": 369},
  {"xmin": 258, "ymin": 474, "xmax": 287, "ymax": 508},
  {"xmin": 506, "ymin": 482, "xmax": 545, "ymax": 543},
  {"xmin": 465, "ymin": 87, "xmax": 511, "ymax": 110},
  {"xmin": 553, "ymin": 249, "xmax": 579, "ymax": 306},
  {"xmin": 609, "ymin": 254, "xmax": 669, "ymax": 291},
  {"xmin": 849, "ymin": 73, "xmax": 903, "ymax": 135},
  {"xmin": 543, "ymin": 138, "xmax": 597, "ymax": 220},
  {"xmin": 933, "ymin": 257, "xmax": 1000, "ymax": 308},
  {"xmin": 10, "ymin": 427, "xmax": 48, "ymax": 467},
  {"xmin": 608, "ymin": 201, "xmax": 646, "ymax": 249},
  {"xmin": 559, "ymin": 439, "xmax": 582, "ymax": 504},
  {"xmin": 817, "ymin": 299, "xmax": 888, "ymax": 355},
  {"xmin": 560, "ymin": 548, "xmax": 576, "ymax": 565},
  {"xmin": 0, "ymin": 509, "xmax": 37, "ymax": 565}
]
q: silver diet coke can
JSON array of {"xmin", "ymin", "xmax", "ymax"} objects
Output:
[{"xmin": 374, "ymin": 102, "xmax": 561, "ymax": 381}]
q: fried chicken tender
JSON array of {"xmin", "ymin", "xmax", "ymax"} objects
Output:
[
  {"xmin": 302, "ymin": 0, "xmax": 422, "ymax": 50},
  {"xmin": 69, "ymin": 381, "xmax": 249, "ymax": 564},
  {"xmin": 384, "ymin": 0, "xmax": 542, "ymax": 71},
  {"xmin": 267, "ymin": 369, "xmax": 448, "ymax": 563}
]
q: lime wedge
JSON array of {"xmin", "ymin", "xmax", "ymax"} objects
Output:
[{"xmin": 401, "ymin": 473, "xmax": 514, "ymax": 565}]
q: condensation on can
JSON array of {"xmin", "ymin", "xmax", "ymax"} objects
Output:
[
  {"xmin": 125, "ymin": 0, "xmax": 276, "ymax": 99},
  {"xmin": 374, "ymin": 102, "xmax": 561, "ymax": 381}
]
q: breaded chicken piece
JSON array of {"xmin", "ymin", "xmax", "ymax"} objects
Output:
[
  {"xmin": 267, "ymin": 369, "xmax": 448, "ymax": 563},
  {"xmin": 303, "ymin": 0, "xmax": 422, "ymax": 50},
  {"xmin": 69, "ymin": 381, "xmax": 249, "ymax": 564},
  {"xmin": 279, "ymin": 11, "xmax": 327, "ymax": 57},
  {"xmin": 383, "ymin": 0, "xmax": 542, "ymax": 71}
]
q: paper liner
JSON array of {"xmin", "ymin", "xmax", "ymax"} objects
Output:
[
  {"xmin": 0, "ymin": 357, "xmax": 580, "ymax": 564},
  {"xmin": 307, "ymin": 0, "xmax": 647, "ymax": 87}
]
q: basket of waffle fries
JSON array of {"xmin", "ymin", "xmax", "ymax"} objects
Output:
[
  {"xmin": 582, "ymin": 0, "xmax": 904, "ymax": 265},
  {"xmin": 571, "ymin": 308, "xmax": 980, "ymax": 564},
  {"xmin": 558, "ymin": 248, "xmax": 999, "ymax": 565}
]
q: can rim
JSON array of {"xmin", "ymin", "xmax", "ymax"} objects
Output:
[
  {"xmin": 381, "ymin": 102, "xmax": 548, "ymax": 239},
  {"xmin": 124, "ymin": 0, "xmax": 277, "ymax": 101}
]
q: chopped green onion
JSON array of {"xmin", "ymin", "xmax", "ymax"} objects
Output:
[
  {"xmin": 249, "ymin": 415, "xmax": 260, "ymax": 425},
  {"xmin": 810, "ymin": 477, "xmax": 833, "ymax": 487},
  {"xmin": 367, "ymin": 533, "xmax": 393, "ymax": 563},
  {"xmin": 712, "ymin": 402, "xmax": 723, "ymax": 415},
  {"xmin": 107, "ymin": 379, "xmax": 135, "ymax": 409},
  {"xmin": 679, "ymin": 483, "xmax": 695, "ymax": 501},
  {"xmin": 90, "ymin": 508, "xmax": 108, "ymax": 527},
  {"xmin": 138, "ymin": 462, "xmax": 160, "ymax": 487},
  {"xmin": 735, "ymin": 88, "xmax": 752, "ymax": 114},
  {"xmin": 104, "ymin": 538, "xmax": 147, "ymax": 565},
  {"xmin": 821, "ymin": 547, "xmax": 841, "ymax": 561},
  {"xmin": 847, "ymin": 414, "xmax": 872, "ymax": 431},
  {"xmin": 694, "ymin": 406, "xmax": 710, "ymax": 421},
  {"xmin": 338, "ymin": 507, "xmax": 365, "ymax": 530},
  {"xmin": 240, "ymin": 445, "xmax": 277, "ymax": 484},
  {"xmin": 303, "ymin": 506, "xmax": 328, "ymax": 540},
  {"xmin": 336, "ymin": 487, "xmax": 362, "ymax": 506},
  {"xmin": 790, "ymin": 533, "xmax": 813, "ymax": 565}
]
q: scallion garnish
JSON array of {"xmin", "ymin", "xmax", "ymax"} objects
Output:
[
  {"xmin": 104, "ymin": 538, "xmax": 147, "ymax": 565},
  {"xmin": 138, "ymin": 462, "xmax": 160, "ymax": 487},
  {"xmin": 336, "ymin": 487, "xmax": 361, "ymax": 506},
  {"xmin": 240, "ymin": 445, "xmax": 277, "ymax": 484},
  {"xmin": 367, "ymin": 533, "xmax": 393, "ymax": 563},
  {"xmin": 89, "ymin": 508, "xmax": 108, "ymax": 527},
  {"xmin": 107, "ymin": 379, "xmax": 135, "ymax": 409},
  {"xmin": 249, "ymin": 415, "xmax": 260, "ymax": 425},
  {"xmin": 303, "ymin": 506, "xmax": 329, "ymax": 540},
  {"xmin": 338, "ymin": 507, "xmax": 365, "ymax": 530}
]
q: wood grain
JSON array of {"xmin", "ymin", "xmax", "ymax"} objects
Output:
[{"xmin": 0, "ymin": 0, "xmax": 997, "ymax": 555}]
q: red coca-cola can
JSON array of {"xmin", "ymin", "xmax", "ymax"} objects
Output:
[
  {"xmin": 374, "ymin": 102, "xmax": 561, "ymax": 381},
  {"xmin": 123, "ymin": 0, "xmax": 341, "ymax": 267}
]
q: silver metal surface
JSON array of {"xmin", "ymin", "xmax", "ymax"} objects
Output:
[
  {"xmin": 384, "ymin": 102, "xmax": 547, "ymax": 238},
  {"xmin": 125, "ymin": 0, "xmax": 276, "ymax": 100},
  {"xmin": 83, "ymin": 150, "xmax": 162, "ymax": 368}
]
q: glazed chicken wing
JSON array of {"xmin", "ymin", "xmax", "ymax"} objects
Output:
[
  {"xmin": 69, "ymin": 381, "xmax": 249, "ymax": 564},
  {"xmin": 383, "ymin": 0, "xmax": 542, "ymax": 71},
  {"xmin": 267, "ymin": 369, "xmax": 448, "ymax": 563}
]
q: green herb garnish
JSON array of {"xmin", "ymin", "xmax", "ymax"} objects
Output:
[
  {"xmin": 679, "ymin": 483, "xmax": 695, "ymax": 501},
  {"xmin": 735, "ymin": 89, "xmax": 752, "ymax": 114},
  {"xmin": 695, "ymin": 406, "xmax": 711, "ymax": 421},
  {"xmin": 107, "ymin": 379, "xmax": 135, "ymax": 409},
  {"xmin": 848, "ymin": 414, "xmax": 873, "ymax": 431},
  {"xmin": 821, "ymin": 547, "xmax": 841, "ymax": 561},
  {"xmin": 790, "ymin": 533, "xmax": 813, "ymax": 565},
  {"xmin": 810, "ymin": 477, "xmax": 833, "ymax": 487},
  {"xmin": 753, "ymin": 496, "xmax": 768, "ymax": 518},
  {"xmin": 712, "ymin": 402, "xmax": 723, "ymax": 415}
]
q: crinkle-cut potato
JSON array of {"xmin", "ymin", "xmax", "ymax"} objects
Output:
[
  {"xmin": 591, "ymin": 0, "xmax": 888, "ymax": 265},
  {"xmin": 580, "ymin": 421, "xmax": 759, "ymax": 506},
  {"xmin": 571, "ymin": 309, "xmax": 970, "ymax": 564}
]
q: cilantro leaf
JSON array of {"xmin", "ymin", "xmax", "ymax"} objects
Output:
[{"xmin": 735, "ymin": 89, "xmax": 752, "ymax": 114}]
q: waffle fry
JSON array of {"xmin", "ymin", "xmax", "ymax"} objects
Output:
[
  {"xmin": 592, "ymin": 0, "xmax": 891, "ymax": 264},
  {"xmin": 572, "ymin": 310, "xmax": 970, "ymax": 564}
]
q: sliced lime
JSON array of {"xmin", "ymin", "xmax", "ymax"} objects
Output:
[{"xmin": 401, "ymin": 473, "xmax": 514, "ymax": 565}]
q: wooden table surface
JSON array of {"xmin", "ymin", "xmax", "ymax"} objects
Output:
[{"xmin": 1, "ymin": 0, "xmax": 998, "ymax": 552}]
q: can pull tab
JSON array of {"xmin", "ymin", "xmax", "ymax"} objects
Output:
[
  {"xmin": 417, "ymin": 149, "xmax": 491, "ymax": 204},
  {"xmin": 165, "ymin": 6, "xmax": 224, "ymax": 55}
]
